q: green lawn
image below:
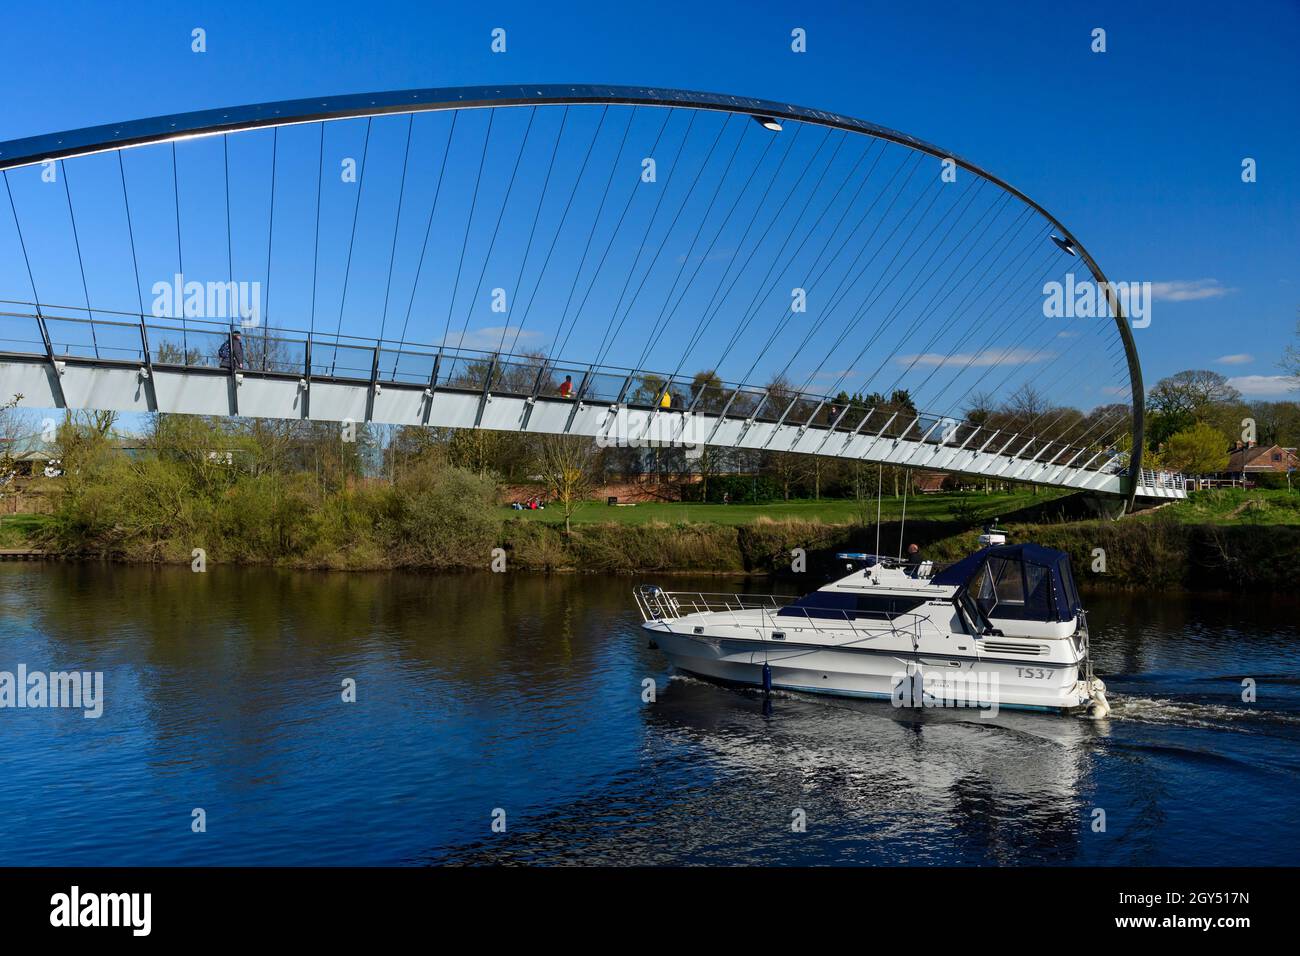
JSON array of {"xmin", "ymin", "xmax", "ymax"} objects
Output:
[
  {"xmin": 507, "ymin": 491, "xmax": 1061, "ymax": 526},
  {"xmin": 0, "ymin": 512, "xmax": 51, "ymax": 549},
  {"xmin": 1159, "ymin": 487, "xmax": 1300, "ymax": 526}
]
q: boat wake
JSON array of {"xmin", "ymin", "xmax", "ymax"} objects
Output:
[{"xmin": 1104, "ymin": 693, "xmax": 1300, "ymax": 734}]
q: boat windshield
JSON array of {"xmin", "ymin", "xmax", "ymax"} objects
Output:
[{"xmin": 936, "ymin": 543, "xmax": 1081, "ymax": 623}]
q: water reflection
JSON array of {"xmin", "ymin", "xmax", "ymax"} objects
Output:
[{"xmin": 0, "ymin": 565, "xmax": 1297, "ymax": 865}]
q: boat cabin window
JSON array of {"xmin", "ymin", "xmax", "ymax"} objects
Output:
[
  {"xmin": 778, "ymin": 592, "xmax": 925, "ymax": 621},
  {"xmin": 935, "ymin": 543, "xmax": 1080, "ymax": 625},
  {"xmin": 1058, "ymin": 557, "xmax": 1080, "ymax": 616},
  {"xmin": 973, "ymin": 555, "xmax": 1057, "ymax": 621},
  {"xmin": 988, "ymin": 556, "xmax": 1025, "ymax": 605}
]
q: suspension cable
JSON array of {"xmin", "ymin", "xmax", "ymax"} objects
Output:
[
  {"xmin": 378, "ymin": 114, "xmax": 415, "ymax": 344},
  {"xmin": 456, "ymin": 106, "xmax": 538, "ymax": 351},
  {"xmin": 396, "ymin": 110, "xmax": 457, "ymax": 356},
  {"xmin": 440, "ymin": 109, "xmax": 494, "ymax": 349},
  {"xmin": 495, "ymin": 106, "xmax": 570, "ymax": 356},
  {"xmin": 116, "ymin": 152, "xmax": 146, "ymax": 318},
  {"xmin": 332, "ymin": 116, "xmax": 374, "ymax": 350},
  {"xmin": 506, "ymin": 105, "xmax": 606, "ymax": 358}
]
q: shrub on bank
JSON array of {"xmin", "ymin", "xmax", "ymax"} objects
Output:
[
  {"xmin": 36, "ymin": 423, "xmax": 1300, "ymax": 590},
  {"xmin": 43, "ymin": 431, "xmax": 503, "ymax": 570}
]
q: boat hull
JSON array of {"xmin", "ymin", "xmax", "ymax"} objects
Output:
[{"xmin": 647, "ymin": 626, "xmax": 1089, "ymax": 713}]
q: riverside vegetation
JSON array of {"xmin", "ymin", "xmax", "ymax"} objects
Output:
[{"xmin": 4, "ymin": 410, "xmax": 1298, "ymax": 593}]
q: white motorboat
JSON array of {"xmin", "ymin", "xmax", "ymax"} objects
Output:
[{"xmin": 635, "ymin": 543, "xmax": 1109, "ymax": 715}]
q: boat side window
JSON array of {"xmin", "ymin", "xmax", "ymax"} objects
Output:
[
  {"xmin": 855, "ymin": 594, "xmax": 926, "ymax": 620},
  {"xmin": 970, "ymin": 564, "xmax": 996, "ymax": 617},
  {"xmin": 778, "ymin": 591, "xmax": 858, "ymax": 620},
  {"xmin": 956, "ymin": 590, "xmax": 991, "ymax": 635},
  {"xmin": 778, "ymin": 592, "xmax": 924, "ymax": 621},
  {"xmin": 1023, "ymin": 563, "xmax": 1054, "ymax": 618},
  {"xmin": 1058, "ymin": 557, "xmax": 1080, "ymax": 616}
]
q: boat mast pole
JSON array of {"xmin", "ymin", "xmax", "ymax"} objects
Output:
[
  {"xmin": 874, "ymin": 465, "xmax": 883, "ymax": 558},
  {"xmin": 897, "ymin": 468, "xmax": 910, "ymax": 560}
]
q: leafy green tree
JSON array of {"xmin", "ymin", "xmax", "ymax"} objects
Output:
[
  {"xmin": 1162, "ymin": 422, "xmax": 1230, "ymax": 475},
  {"xmin": 689, "ymin": 369, "xmax": 725, "ymax": 413}
]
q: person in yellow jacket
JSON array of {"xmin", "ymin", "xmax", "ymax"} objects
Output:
[{"xmin": 659, "ymin": 390, "xmax": 672, "ymax": 409}]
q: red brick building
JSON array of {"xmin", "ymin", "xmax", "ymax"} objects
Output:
[{"xmin": 1226, "ymin": 442, "xmax": 1298, "ymax": 477}]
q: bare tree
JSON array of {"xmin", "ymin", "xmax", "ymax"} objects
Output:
[
  {"xmin": 1148, "ymin": 370, "xmax": 1242, "ymax": 421},
  {"xmin": 536, "ymin": 435, "xmax": 602, "ymax": 533},
  {"xmin": 0, "ymin": 395, "xmax": 24, "ymax": 524},
  {"xmin": 1281, "ymin": 317, "xmax": 1300, "ymax": 386}
]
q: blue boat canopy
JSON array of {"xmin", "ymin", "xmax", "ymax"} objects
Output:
[{"xmin": 932, "ymin": 543, "xmax": 1081, "ymax": 623}]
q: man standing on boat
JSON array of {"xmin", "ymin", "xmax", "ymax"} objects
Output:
[{"xmin": 906, "ymin": 542, "xmax": 924, "ymax": 577}]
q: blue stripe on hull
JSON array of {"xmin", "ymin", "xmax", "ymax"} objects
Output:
[{"xmin": 674, "ymin": 667, "xmax": 1077, "ymax": 714}]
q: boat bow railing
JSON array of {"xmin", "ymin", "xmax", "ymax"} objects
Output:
[
  {"xmin": 634, "ymin": 586, "xmax": 927, "ymax": 645},
  {"xmin": 634, "ymin": 588, "xmax": 791, "ymax": 622}
]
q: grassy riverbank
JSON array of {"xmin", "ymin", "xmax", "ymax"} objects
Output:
[
  {"xmin": 0, "ymin": 513, "xmax": 49, "ymax": 550},
  {"xmin": 501, "ymin": 510, "xmax": 1300, "ymax": 592},
  {"xmin": 11, "ymin": 488, "xmax": 1300, "ymax": 592},
  {"xmin": 7, "ymin": 414, "xmax": 1296, "ymax": 589},
  {"xmin": 507, "ymin": 490, "xmax": 1057, "ymax": 526}
]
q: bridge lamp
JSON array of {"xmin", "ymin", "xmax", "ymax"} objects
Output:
[
  {"xmin": 751, "ymin": 115, "xmax": 783, "ymax": 131},
  {"xmin": 1050, "ymin": 234, "xmax": 1077, "ymax": 256}
]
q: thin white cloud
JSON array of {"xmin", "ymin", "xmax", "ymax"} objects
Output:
[
  {"xmin": 1150, "ymin": 279, "xmax": 1234, "ymax": 302},
  {"xmin": 1100, "ymin": 385, "xmax": 1129, "ymax": 396},
  {"xmin": 441, "ymin": 326, "xmax": 541, "ymax": 350},
  {"xmin": 1215, "ymin": 353, "xmax": 1253, "ymax": 365},
  {"xmin": 897, "ymin": 348, "xmax": 1052, "ymax": 368},
  {"xmin": 1227, "ymin": 374, "xmax": 1296, "ymax": 397}
]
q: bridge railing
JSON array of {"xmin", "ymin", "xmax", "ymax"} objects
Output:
[
  {"xmin": 0, "ymin": 299, "xmax": 1166, "ymax": 482},
  {"xmin": 1137, "ymin": 469, "xmax": 1186, "ymax": 493}
]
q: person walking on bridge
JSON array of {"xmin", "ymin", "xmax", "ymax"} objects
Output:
[{"xmin": 218, "ymin": 329, "xmax": 245, "ymax": 371}]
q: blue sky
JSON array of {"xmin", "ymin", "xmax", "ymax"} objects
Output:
[{"xmin": 1, "ymin": 0, "xmax": 1297, "ymax": 405}]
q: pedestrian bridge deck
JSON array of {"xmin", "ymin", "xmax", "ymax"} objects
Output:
[{"xmin": 0, "ymin": 306, "xmax": 1186, "ymax": 501}]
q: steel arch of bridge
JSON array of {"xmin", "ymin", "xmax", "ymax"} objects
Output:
[{"xmin": 0, "ymin": 83, "xmax": 1148, "ymax": 506}]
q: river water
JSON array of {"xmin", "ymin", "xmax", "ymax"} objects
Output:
[{"xmin": 1, "ymin": 563, "xmax": 1297, "ymax": 866}]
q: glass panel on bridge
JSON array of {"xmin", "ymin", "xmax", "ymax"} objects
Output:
[
  {"xmin": 144, "ymin": 324, "xmax": 225, "ymax": 368},
  {"xmin": 377, "ymin": 347, "xmax": 436, "ymax": 386},
  {"xmin": 579, "ymin": 371, "xmax": 626, "ymax": 403},
  {"xmin": 242, "ymin": 332, "xmax": 305, "ymax": 375},
  {"xmin": 721, "ymin": 385, "xmax": 766, "ymax": 419},
  {"xmin": 493, "ymin": 358, "xmax": 548, "ymax": 396},
  {"xmin": 625, "ymin": 373, "xmax": 672, "ymax": 408},
  {"xmin": 44, "ymin": 316, "xmax": 143, "ymax": 363},
  {"xmin": 309, "ymin": 343, "xmax": 375, "ymax": 380},
  {"xmin": 536, "ymin": 366, "xmax": 583, "ymax": 399},
  {"xmin": 687, "ymin": 377, "xmax": 728, "ymax": 413},
  {"xmin": 832, "ymin": 402, "xmax": 872, "ymax": 432},
  {"xmin": 438, "ymin": 356, "xmax": 493, "ymax": 391},
  {"xmin": 0, "ymin": 312, "xmax": 44, "ymax": 355}
]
